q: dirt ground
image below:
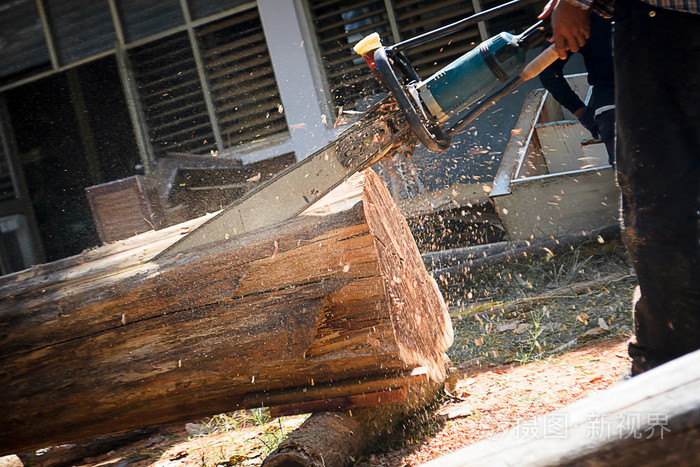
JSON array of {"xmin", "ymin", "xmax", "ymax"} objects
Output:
[{"xmin": 11, "ymin": 238, "xmax": 637, "ymax": 467}]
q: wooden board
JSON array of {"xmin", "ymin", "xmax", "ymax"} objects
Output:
[
  {"xmin": 85, "ymin": 175, "xmax": 165, "ymax": 243},
  {"xmin": 492, "ymin": 166, "xmax": 620, "ymax": 241},
  {"xmin": 536, "ymin": 120, "xmax": 595, "ymax": 172},
  {"xmin": 423, "ymin": 348, "xmax": 700, "ymax": 466}
]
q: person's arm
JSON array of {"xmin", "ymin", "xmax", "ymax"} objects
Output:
[
  {"xmin": 539, "ymin": 56, "xmax": 597, "ymax": 135},
  {"xmin": 539, "ymin": 0, "xmax": 591, "ymax": 59},
  {"xmin": 539, "ymin": 0, "xmax": 614, "ymax": 59},
  {"xmin": 538, "ymin": 53, "xmax": 587, "ymax": 115}
]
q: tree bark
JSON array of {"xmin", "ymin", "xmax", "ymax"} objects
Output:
[{"xmin": 0, "ymin": 169, "xmax": 452, "ymax": 456}]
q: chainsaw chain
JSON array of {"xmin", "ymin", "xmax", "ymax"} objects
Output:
[{"xmin": 335, "ymin": 100, "xmax": 408, "ymax": 168}]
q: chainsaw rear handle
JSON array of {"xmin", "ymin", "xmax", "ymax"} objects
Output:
[{"xmin": 520, "ymin": 44, "xmax": 559, "ymax": 81}]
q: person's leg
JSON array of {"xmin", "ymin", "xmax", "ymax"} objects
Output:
[
  {"xmin": 614, "ymin": 0, "xmax": 700, "ymax": 374},
  {"xmin": 594, "ymin": 107, "xmax": 615, "ymax": 164}
]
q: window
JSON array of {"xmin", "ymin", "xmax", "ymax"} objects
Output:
[
  {"xmin": 129, "ymin": 32, "xmax": 216, "ymax": 157},
  {"xmin": 128, "ymin": 6, "xmax": 289, "ymax": 158},
  {"xmin": 197, "ymin": 10, "xmax": 288, "ymax": 150},
  {"xmin": 0, "ymin": 0, "xmax": 51, "ymax": 81}
]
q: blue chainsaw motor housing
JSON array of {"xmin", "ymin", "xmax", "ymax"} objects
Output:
[{"xmin": 415, "ymin": 32, "xmax": 527, "ymax": 120}]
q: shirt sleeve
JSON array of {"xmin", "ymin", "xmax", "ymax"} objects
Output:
[
  {"xmin": 538, "ymin": 52, "xmax": 586, "ymax": 115},
  {"xmin": 563, "ymin": 0, "xmax": 614, "ymax": 17}
]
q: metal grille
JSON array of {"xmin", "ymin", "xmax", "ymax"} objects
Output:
[
  {"xmin": 129, "ymin": 32, "xmax": 216, "ymax": 157},
  {"xmin": 197, "ymin": 9, "xmax": 289, "ymax": 149},
  {"xmin": 307, "ymin": 0, "xmax": 393, "ymax": 111}
]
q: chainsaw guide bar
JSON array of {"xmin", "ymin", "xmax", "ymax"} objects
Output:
[{"xmin": 156, "ymin": 98, "xmax": 413, "ymax": 260}]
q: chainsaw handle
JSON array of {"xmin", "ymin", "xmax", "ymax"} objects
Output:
[{"xmin": 519, "ymin": 44, "xmax": 559, "ymax": 81}]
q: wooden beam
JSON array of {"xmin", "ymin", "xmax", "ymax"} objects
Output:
[{"xmin": 269, "ymin": 387, "xmax": 408, "ymax": 418}]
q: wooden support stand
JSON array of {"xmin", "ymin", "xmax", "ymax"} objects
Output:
[
  {"xmin": 0, "ymin": 169, "xmax": 452, "ymax": 456},
  {"xmin": 263, "ymin": 377, "xmax": 447, "ymax": 467}
]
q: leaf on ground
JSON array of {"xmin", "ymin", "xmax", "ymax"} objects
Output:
[
  {"xmin": 438, "ymin": 402, "xmax": 474, "ymax": 420},
  {"xmin": 581, "ymin": 327, "xmax": 608, "ymax": 338}
]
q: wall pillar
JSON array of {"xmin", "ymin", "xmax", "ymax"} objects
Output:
[{"xmin": 258, "ymin": 0, "xmax": 336, "ymax": 161}]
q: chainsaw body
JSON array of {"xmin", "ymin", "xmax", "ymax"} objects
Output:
[
  {"xmin": 354, "ymin": 2, "xmax": 551, "ymax": 152},
  {"xmin": 415, "ymin": 32, "xmax": 528, "ymax": 122}
]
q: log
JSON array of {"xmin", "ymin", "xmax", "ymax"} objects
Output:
[
  {"xmin": 429, "ymin": 224, "xmax": 620, "ymax": 279},
  {"xmin": 0, "ymin": 169, "xmax": 452, "ymax": 455},
  {"xmin": 422, "ymin": 348, "xmax": 700, "ymax": 466},
  {"xmin": 263, "ymin": 376, "xmax": 447, "ymax": 467}
]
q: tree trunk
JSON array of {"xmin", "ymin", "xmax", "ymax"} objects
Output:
[{"xmin": 0, "ymin": 169, "xmax": 452, "ymax": 456}]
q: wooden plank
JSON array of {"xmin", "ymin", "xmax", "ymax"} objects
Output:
[
  {"xmin": 423, "ymin": 348, "xmax": 700, "ymax": 466},
  {"xmin": 85, "ymin": 175, "xmax": 165, "ymax": 244},
  {"xmin": 262, "ymin": 375, "xmax": 447, "ymax": 467},
  {"xmin": 490, "ymin": 89, "xmax": 546, "ymax": 196},
  {"xmin": 536, "ymin": 120, "xmax": 595, "ymax": 173}
]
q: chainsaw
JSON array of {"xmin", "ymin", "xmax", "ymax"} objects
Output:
[{"xmin": 156, "ymin": 0, "xmax": 556, "ymax": 259}]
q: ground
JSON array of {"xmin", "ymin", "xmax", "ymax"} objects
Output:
[{"xmin": 12, "ymin": 237, "xmax": 637, "ymax": 467}]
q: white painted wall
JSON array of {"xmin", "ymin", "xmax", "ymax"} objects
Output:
[{"xmin": 257, "ymin": 0, "xmax": 337, "ymax": 161}]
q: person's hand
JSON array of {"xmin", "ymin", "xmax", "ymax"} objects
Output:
[
  {"xmin": 539, "ymin": 0, "xmax": 592, "ymax": 59},
  {"xmin": 575, "ymin": 105, "xmax": 599, "ymax": 138}
]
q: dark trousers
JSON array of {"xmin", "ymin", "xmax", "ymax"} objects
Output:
[{"xmin": 614, "ymin": 0, "xmax": 700, "ymax": 370}]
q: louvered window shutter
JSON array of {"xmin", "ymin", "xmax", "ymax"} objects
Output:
[
  {"xmin": 307, "ymin": 0, "xmax": 393, "ymax": 111},
  {"xmin": 129, "ymin": 33, "xmax": 216, "ymax": 157},
  {"xmin": 128, "ymin": 6, "xmax": 288, "ymax": 158},
  {"xmin": 393, "ymin": 0, "xmax": 480, "ymax": 77},
  {"xmin": 197, "ymin": 9, "xmax": 289, "ymax": 150}
]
